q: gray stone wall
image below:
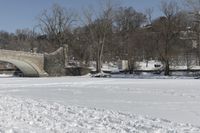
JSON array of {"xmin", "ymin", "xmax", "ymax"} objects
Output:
[
  {"xmin": 65, "ymin": 67, "xmax": 91, "ymax": 76},
  {"xmin": 44, "ymin": 47, "xmax": 65, "ymax": 76}
]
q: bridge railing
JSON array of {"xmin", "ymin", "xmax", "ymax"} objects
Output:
[{"xmin": 0, "ymin": 49, "xmax": 44, "ymax": 57}]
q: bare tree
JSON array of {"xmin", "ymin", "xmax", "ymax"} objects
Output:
[
  {"xmin": 185, "ymin": 0, "xmax": 200, "ymax": 65},
  {"xmin": 70, "ymin": 27, "xmax": 91, "ymax": 67},
  {"xmin": 114, "ymin": 7, "xmax": 146, "ymax": 73},
  {"xmin": 152, "ymin": 1, "xmax": 182, "ymax": 75},
  {"xmin": 38, "ymin": 3, "xmax": 76, "ymax": 48},
  {"xmin": 145, "ymin": 8, "xmax": 154, "ymax": 24},
  {"xmin": 38, "ymin": 3, "xmax": 77, "ymax": 68},
  {"xmin": 185, "ymin": 0, "xmax": 200, "ymax": 12},
  {"xmin": 83, "ymin": 0, "xmax": 114, "ymax": 73}
]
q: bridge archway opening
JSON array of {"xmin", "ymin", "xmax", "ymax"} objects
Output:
[
  {"xmin": 13, "ymin": 68, "xmax": 24, "ymax": 77},
  {"xmin": 0, "ymin": 61, "xmax": 17, "ymax": 77}
]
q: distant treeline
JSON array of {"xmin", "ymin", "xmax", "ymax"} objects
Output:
[{"xmin": 0, "ymin": 0, "xmax": 199, "ymax": 75}]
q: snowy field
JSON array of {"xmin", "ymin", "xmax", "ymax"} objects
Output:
[{"xmin": 0, "ymin": 77, "xmax": 200, "ymax": 132}]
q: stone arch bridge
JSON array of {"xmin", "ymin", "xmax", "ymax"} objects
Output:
[{"xmin": 0, "ymin": 49, "xmax": 48, "ymax": 77}]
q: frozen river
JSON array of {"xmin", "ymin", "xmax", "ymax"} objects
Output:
[{"xmin": 1, "ymin": 76, "xmax": 200, "ymax": 127}]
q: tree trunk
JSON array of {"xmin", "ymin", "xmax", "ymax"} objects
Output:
[
  {"xmin": 63, "ymin": 44, "xmax": 68, "ymax": 68},
  {"xmin": 96, "ymin": 36, "xmax": 105, "ymax": 73},
  {"xmin": 128, "ymin": 59, "xmax": 134, "ymax": 74},
  {"xmin": 146, "ymin": 60, "xmax": 149, "ymax": 67},
  {"xmin": 96, "ymin": 57, "xmax": 101, "ymax": 73},
  {"xmin": 96, "ymin": 47, "xmax": 102, "ymax": 73},
  {"xmin": 164, "ymin": 60, "xmax": 170, "ymax": 76}
]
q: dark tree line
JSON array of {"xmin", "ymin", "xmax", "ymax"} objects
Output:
[{"xmin": 0, "ymin": 0, "xmax": 200, "ymax": 75}]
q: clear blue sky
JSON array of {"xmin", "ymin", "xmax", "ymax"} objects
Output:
[{"xmin": 0, "ymin": 0, "xmax": 180, "ymax": 33}]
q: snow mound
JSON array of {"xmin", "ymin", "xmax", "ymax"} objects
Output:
[
  {"xmin": 91, "ymin": 72, "xmax": 111, "ymax": 77},
  {"xmin": 0, "ymin": 96, "xmax": 199, "ymax": 133},
  {"xmin": 0, "ymin": 74, "xmax": 13, "ymax": 77}
]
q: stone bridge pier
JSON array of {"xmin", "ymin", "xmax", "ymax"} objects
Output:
[{"xmin": 0, "ymin": 49, "xmax": 48, "ymax": 77}]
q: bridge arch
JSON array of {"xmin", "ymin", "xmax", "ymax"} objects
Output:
[
  {"xmin": 0, "ymin": 49, "xmax": 48, "ymax": 77},
  {"xmin": 0, "ymin": 59, "xmax": 39, "ymax": 77}
]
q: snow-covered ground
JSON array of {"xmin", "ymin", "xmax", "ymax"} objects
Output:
[
  {"xmin": 0, "ymin": 96, "xmax": 199, "ymax": 133},
  {"xmin": 0, "ymin": 77, "xmax": 200, "ymax": 132},
  {"xmin": 91, "ymin": 60, "xmax": 200, "ymax": 73}
]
